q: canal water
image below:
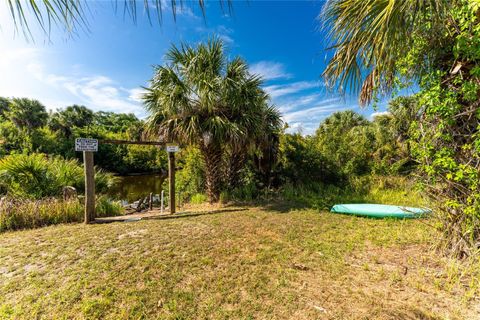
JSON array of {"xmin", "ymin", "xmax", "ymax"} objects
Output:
[{"xmin": 107, "ymin": 174, "xmax": 166, "ymax": 203}]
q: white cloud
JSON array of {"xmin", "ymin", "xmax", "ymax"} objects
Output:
[
  {"xmin": 0, "ymin": 44, "xmax": 145, "ymax": 116},
  {"xmin": 277, "ymin": 94, "xmax": 338, "ymax": 113},
  {"xmin": 264, "ymin": 81, "xmax": 321, "ymax": 99},
  {"xmin": 147, "ymin": 0, "xmax": 200, "ymax": 19},
  {"xmin": 249, "ymin": 61, "xmax": 292, "ymax": 81},
  {"xmin": 283, "ymin": 103, "xmax": 346, "ymax": 123},
  {"xmin": 36, "ymin": 69, "xmax": 144, "ymax": 115},
  {"xmin": 370, "ymin": 111, "xmax": 392, "ymax": 119},
  {"xmin": 195, "ymin": 25, "xmax": 234, "ymax": 44}
]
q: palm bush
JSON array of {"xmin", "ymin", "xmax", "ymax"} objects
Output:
[{"xmin": 0, "ymin": 153, "xmax": 116, "ymax": 199}]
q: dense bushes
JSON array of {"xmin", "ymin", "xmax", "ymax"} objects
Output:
[
  {"xmin": 170, "ymin": 108, "xmax": 417, "ymax": 205},
  {"xmin": 0, "ymin": 153, "xmax": 116, "ymax": 198},
  {"xmin": 277, "ymin": 132, "xmax": 342, "ymax": 186}
]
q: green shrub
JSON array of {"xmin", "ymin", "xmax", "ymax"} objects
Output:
[
  {"xmin": 0, "ymin": 153, "xmax": 116, "ymax": 199},
  {"xmin": 190, "ymin": 193, "xmax": 207, "ymax": 204},
  {"xmin": 96, "ymin": 196, "xmax": 124, "ymax": 217},
  {"xmin": 175, "ymin": 147, "xmax": 205, "ymax": 199}
]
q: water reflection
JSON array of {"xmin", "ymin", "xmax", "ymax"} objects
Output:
[{"xmin": 107, "ymin": 174, "xmax": 166, "ymax": 203}]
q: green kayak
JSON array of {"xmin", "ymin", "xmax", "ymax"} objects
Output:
[{"xmin": 330, "ymin": 204, "xmax": 431, "ymax": 219}]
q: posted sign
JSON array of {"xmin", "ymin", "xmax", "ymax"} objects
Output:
[
  {"xmin": 75, "ymin": 138, "xmax": 98, "ymax": 152},
  {"xmin": 166, "ymin": 144, "xmax": 180, "ymax": 152}
]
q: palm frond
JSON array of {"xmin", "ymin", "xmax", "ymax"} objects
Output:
[
  {"xmin": 4, "ymin": 0, "xmax": 231, "ymax": 40},
  {"xmin": 321, "ymin": 0, "xmax": 447, "ymax": 105}
]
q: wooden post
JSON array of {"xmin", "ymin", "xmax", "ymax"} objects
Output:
[
  {"xmin": 149, "ymin": 192, "xmax": 153, "ymax": 211},
  {"xmin": 168, "ymin": 151, "xmax": 175, "ymax": 214},
  {"xmin": 161, "ymin": 190, "xmax": 164, "ymax": 213},
  {"xmin": 83, "ymin": 151, "xmax": 95, "ymax": 223}
]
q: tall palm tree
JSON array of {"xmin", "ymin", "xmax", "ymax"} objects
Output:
[
  {"xmin": 321, "ymin": 0, "xmax": 447, "ymax": 105},
  {"xmin": 143, "ymin": 38, "xmax": 274, "ymax": 202}
]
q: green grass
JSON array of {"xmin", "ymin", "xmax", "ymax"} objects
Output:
[
  {"xmin": 0, "ymin": 205, "xmax": 476, "ymax": 319},
  {"xmin": 0, "ymin": 197, "xmax": 123, "ymax": 232}
]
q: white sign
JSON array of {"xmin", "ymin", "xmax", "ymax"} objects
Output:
[
  {"xmin": 75, "ymin": 138, "xmax": 98, "ymax": 152},
  {"xmin": 166, "ymin": 145, "xmax": 180, "ymax": 152}
]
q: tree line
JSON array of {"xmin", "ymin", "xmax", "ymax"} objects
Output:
[{"xmin": 0, "ymin": 98, "xmax": 166, "ymax": 175}]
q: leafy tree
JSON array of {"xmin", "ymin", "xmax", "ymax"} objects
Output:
[
  {"xmin": 314, "ymin": 111, "xmax": 374, "ymax": 176},
  {"xmin": 322, "ymin": 0, "xmax": 447, "ymax": 105},
  {"xmin": 144, "ymin": 38, "xmax": 276, "ymax": 202},
  {"xmin": 371, "ymin": 113, "xmax": 412, "ymax": 174},
  {"xmin": 49, "ymin": 105, "xmax": 94, "ymax": 137},
  {"xmin": 0, "ymin": 120, "xmax": 32, "ymax": 155},
  {"xmin": 175, "ymin": 147, "xmax": 206, "ymax": 200},
  {"xmin": 277, "ymin": 132, "xmax": 340, "ymax": 186},
  {"xmin": 0, "ymin": 97, "xmax": 9, "ymax": 118},
  {"xmin": 224, "ymin": 100, "xmax": 282, "ymax": 191},
  {"xmin": 93, "ymin": 111, "xmax": 140, "ymax": 133}
]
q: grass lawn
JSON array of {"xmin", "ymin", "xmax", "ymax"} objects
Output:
[{"xmin": 0, "ymin": 204, "xmax": 477, "ymax": 319}]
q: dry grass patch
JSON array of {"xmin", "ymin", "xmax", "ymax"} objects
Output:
[{"xmin": 0, "ymin": 205, "xmax": 477, "ymax": 319}]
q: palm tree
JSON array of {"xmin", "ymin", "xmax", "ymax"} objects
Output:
[
  {"xmin": 321, "ymin": 0, "xmax": 447, "ymax": 105},
  {"xmin": 6, "ymin": 98, "xmax": 48, "ymax": 132},
  {"xmin": 144, "ymin": 38, "xmax": 275, "ymax": 202},
  {"xmin": 5, "ymin": 0, "xmax": 231, "ymax": 40},
  {"xmin": 49, "ymin": 105, "xmax": 94, "ymax": 137}
]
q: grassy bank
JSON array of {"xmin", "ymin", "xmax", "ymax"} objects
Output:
[
  {"xmin": 0, "ymin": 206, "xmax": 477, "ymax": 319},
  {"xmin": 0, "ymin": 196, "xmax": 123, "ymax": 232}
]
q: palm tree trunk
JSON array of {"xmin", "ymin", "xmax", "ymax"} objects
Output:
[
  {"xmin": 200, "ymin": 143, "xmax": 223, "ymax": 203},
  {"xmin": 225, "ymin": 150, "xmax": 246, "ymax": 190}
]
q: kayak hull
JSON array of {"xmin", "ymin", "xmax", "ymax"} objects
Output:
[{"xmin": 330, "ymin": 204, "xmax": 431, "ymax": 219}]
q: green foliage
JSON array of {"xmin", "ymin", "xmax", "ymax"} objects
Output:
[
  {"xmin": 396, "ymin": 1, "xmax": 480, "ymax": 256},
  {"xmin": 48, "ymin": 105, "xmax": 93, "ymax": 137},
  {"xmin": 278, "ymin": 176, "xmax": 426, "ymax": 211},
  {"xmin": 6, "ymin": 98, "xmax": 48, "ymax": 131},
  {"xmin": 322, "ymin": 0, "xmax": 447, "ymax": 105},
  {"xmin": 190, "ymin": 193, "xmax": 208, "ymax": 204},
  {"xmin": 96, "ymin": 196, "xmax": 123, "ymax": 217},
  {"xmin": 277, "ymin": 132, "xmax": 341, "ymax": 186},
  {"xmin": 175, "ymin": 147, "xmax": 205, "ymax": 200},
  {"xmin": 0, "ymin": 153, "xmax": 116, "ymax": 199},
  {"xmin": 0, "ymin": 101, "xmax": 166, "ymax": 175},
  {"xmin": 314, "ymin": 111, "xmax": 374, "ymax": 176}
]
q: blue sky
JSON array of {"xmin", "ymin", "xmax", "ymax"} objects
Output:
[{"xmin": 0, "ymin": 0, "xmax": 394, "ymax": 134}]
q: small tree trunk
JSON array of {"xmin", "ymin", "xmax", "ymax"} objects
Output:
[{"xmin": 201, "ymin": 143, "xmax": 223, "ymax": 203}]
